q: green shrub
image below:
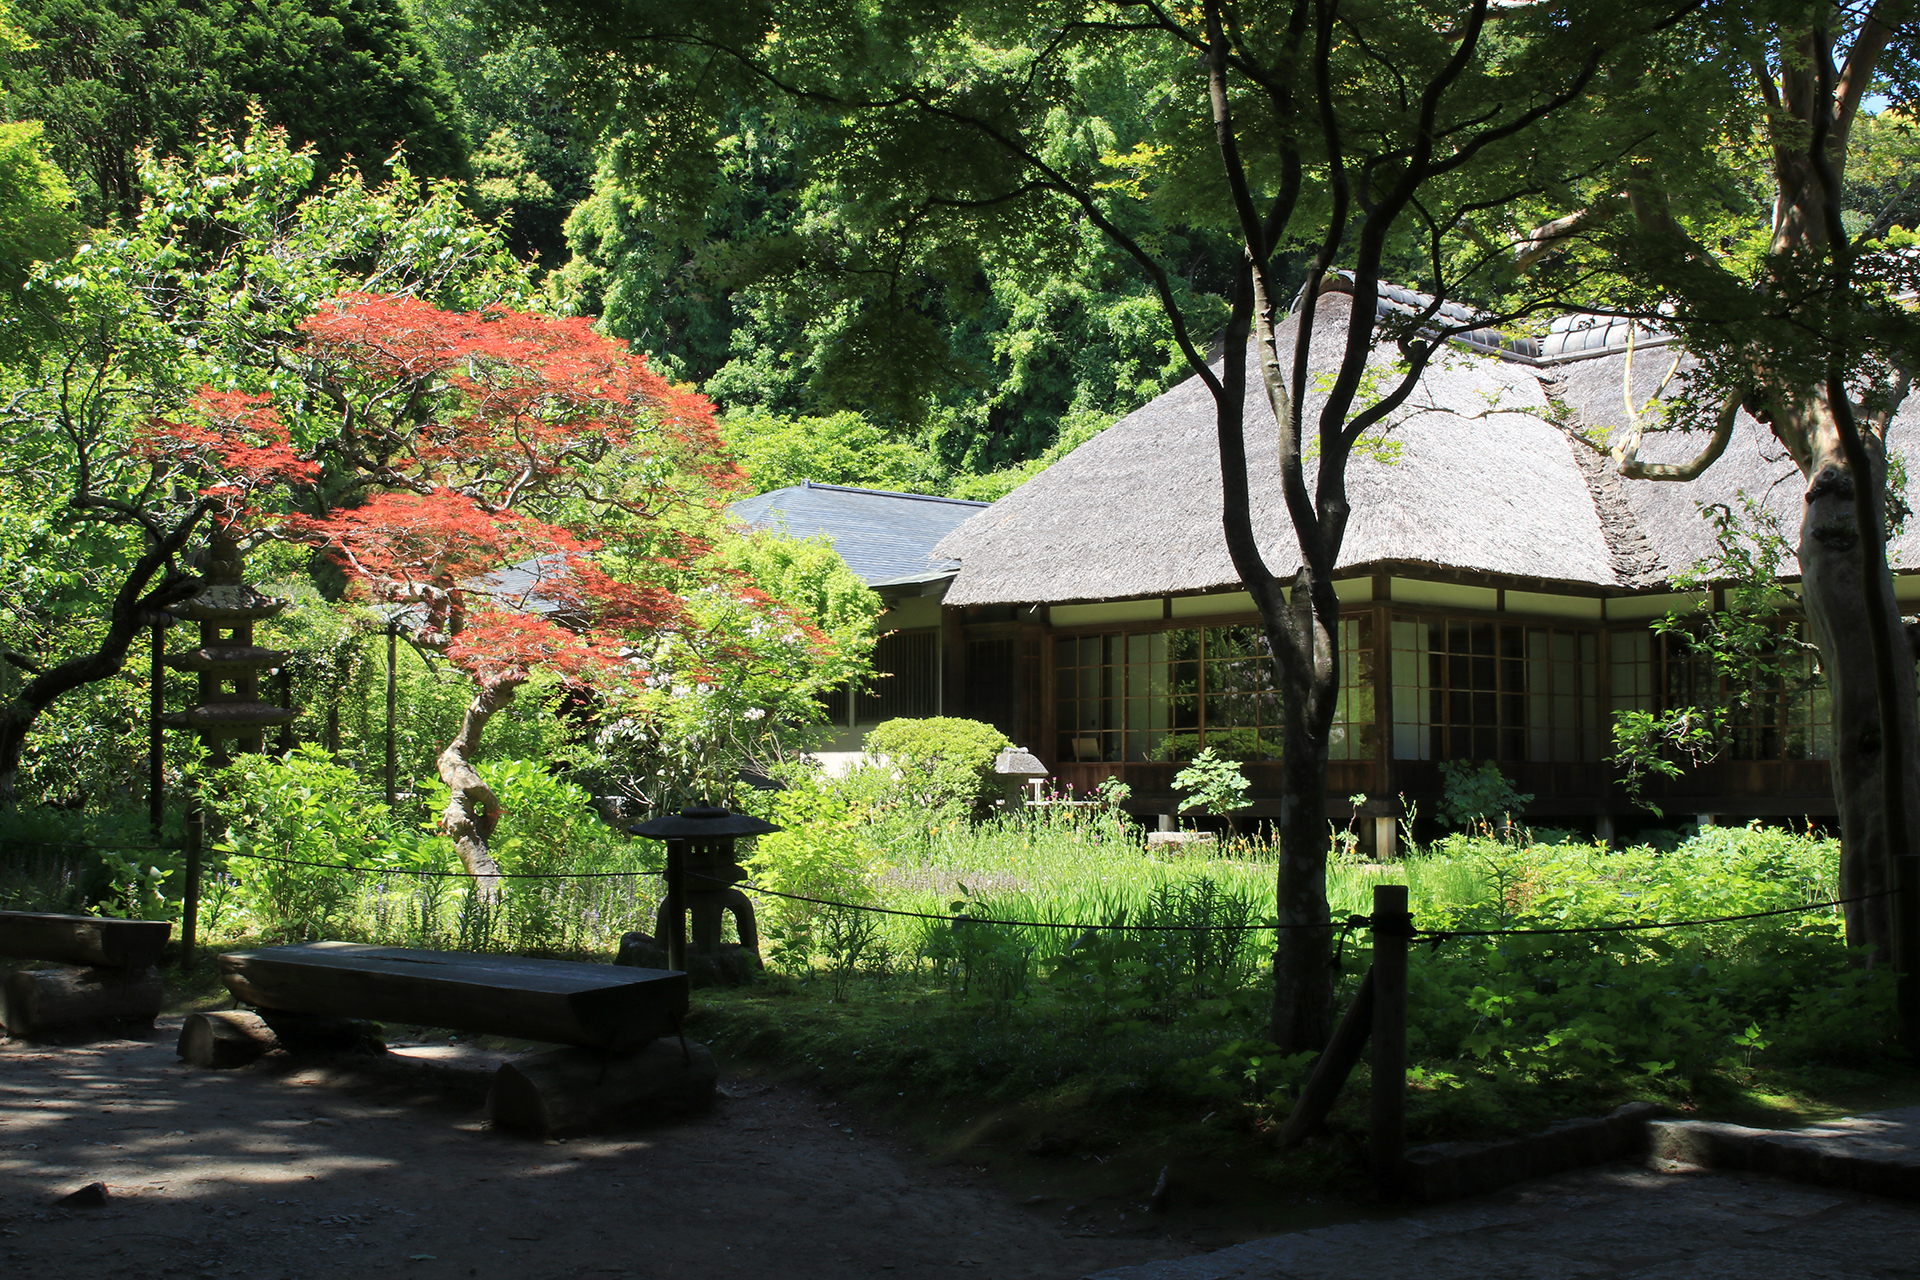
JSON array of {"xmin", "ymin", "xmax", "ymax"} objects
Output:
[
  {"xmin": 1171, "ymin": 748, "xmax": 1251, "ymax": 819},
  {"xmin": 211, "ymin": 745, "xmax": 443, "ymax": 942},
  {"xmin": 1438, "ymin": 760, "xmax": 1533, "ymax": 830},
  {"xmin": 0, "ymin": 804, "xmax": 175, "ymax": 915},
  {"xmin": 860, "ymin": 716, "xmax": 1012, "ymax": 816},
  {"xmin": 743, "ymin": 776, "xmax": 883, "ymax": 973},
  {"xmin": 478, "ymin": 759, "xmax": 627, "ymax": 953}
]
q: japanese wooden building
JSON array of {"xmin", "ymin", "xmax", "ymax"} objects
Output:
[{"xmin": 740, "ymin": 287, "xmax": 1920, "ymax": 840}]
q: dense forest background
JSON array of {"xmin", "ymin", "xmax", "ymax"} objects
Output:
[
  {"xmin": 7, "ymin": 0, "xmax": 1914, "ymax": 500},
  {"xmin": 0, "ymin": 0, "xmax": 1266, "ymax": 502}
]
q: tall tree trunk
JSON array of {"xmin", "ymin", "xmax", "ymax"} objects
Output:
[
  {"xmin": 1790, "ymin": 402, "xmax": 1916, "ymax": 960},
  {"xmin": 437, "ymin": 676, "xmax": 520, "ymax": 902},
  {"xmin": 1269, "ymin": 622, "xmax": 1337, "ymax": 1052}
]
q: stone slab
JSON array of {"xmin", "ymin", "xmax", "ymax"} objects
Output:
[
  {"xmin": 1405, "ymin": 1101, "xmax": 1662, "ymax": 1202},
  {"xmin": 1648, "ymin": 1105, "xmax": 1920, "ymax": 1201}
]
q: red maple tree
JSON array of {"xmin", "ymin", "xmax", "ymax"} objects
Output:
[{"xmin": 276, "ymin": 294, "xmax": 753, "ymax": 893}]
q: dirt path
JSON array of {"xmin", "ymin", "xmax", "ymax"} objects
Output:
[{"xmin": 0, "ymin": 1018, "xmax": 1192, "ymax": 1280}]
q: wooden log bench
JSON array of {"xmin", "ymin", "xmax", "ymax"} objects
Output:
[
  {"xmin": 200, "ymin": 942, "xmax": 713, "ymax": 1135},
  {"xmin": 0, "ymin": 910, "xmax": 169, "ymax": 1039}
]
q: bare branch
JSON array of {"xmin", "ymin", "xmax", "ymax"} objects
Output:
[{"xmin": 1614, "ymin": 386, "xmax": 1741, "ymax": 480}]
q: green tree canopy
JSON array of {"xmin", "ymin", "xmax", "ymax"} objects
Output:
[
  {"xmin": 0, "ymin": 119, "xmax": 526, "ymax": 805},
  {"xmin": 545, "ymin": 70, "xmax": 1240, "ymax": 489},
  {"xmin": 0, "ymin": 119, "xmax": 73, "ymax": 352},
  {"xmin": 496, "ymin": 0, "xmax": 1709, "ymax": 1057},
  {"xmin": 0, "ymin": 0, "xmax": 469, "ymax": 223}
]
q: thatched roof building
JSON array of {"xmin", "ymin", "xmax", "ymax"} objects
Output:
[
  {"xmin": 937, "ymin": 292, "xmax": 1920, "ymax": 607},
  {"xmin": 924, "ymin": 289, "xmax": 1920, "ymax": 844}
]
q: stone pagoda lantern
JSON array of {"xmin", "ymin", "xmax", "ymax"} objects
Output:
[
  {"xmin": 158, "ymin": 532, "xmax": 295, "ymax": 962},
  {"xmin": 621, "ymin": 806, "xmax": 780, "ymax": 987},
  {"xmin": 161, "ymin": 533, "xmax": 294, "ymax": 762}
]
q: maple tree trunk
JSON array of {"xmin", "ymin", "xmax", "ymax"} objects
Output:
[
  {"xmin": 1791, "ymin": 408, "xmax": 1916, "ymax": 962},
  {"xmin": 437, "ymin": 678, "xmax": 520, "ymax": 903}
]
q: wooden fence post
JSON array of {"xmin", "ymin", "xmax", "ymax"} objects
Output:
[
  {"xmin": 180, "ymin": 802, "xmax": 203, "ymax": 970},
  {"xmin": 1369, "ymin": 882, "xmax": 1410, "ymax": 1195},
  {"xmin": 384, "ymin": 622, "xmax": 398, "ymax": 809},
  {"xmin": 149, "ymin": 621, "xmax": 166, "ymax": 839},
  {"xmin": 1278, "ymin": 966, "xmax": 1375, "ymax": 1148}
]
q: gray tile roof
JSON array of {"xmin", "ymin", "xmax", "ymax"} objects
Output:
[{"xmin": 731, "ymin": 482, "xmax": 988, "ymax": 586}]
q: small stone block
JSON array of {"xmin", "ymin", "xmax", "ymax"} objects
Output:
[{"xmin": 56, "ymin": 1182, "xmax": 108, "ymax": 1207}]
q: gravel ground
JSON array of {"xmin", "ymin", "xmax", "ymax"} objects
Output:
[{"xmin": 0, "ymin": 1018, "xmax": 1192, "ymax": 1280}]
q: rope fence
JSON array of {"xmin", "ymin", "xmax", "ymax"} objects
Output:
[
  {"xmin": 6, "ymin": 838, "xmax": 1877, "ymax": 940},
  {"xmin": 0, "ymin": 837, "xmax": 180, "ymax": 854}
]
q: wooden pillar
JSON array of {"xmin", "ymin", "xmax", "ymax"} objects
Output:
[
  {"xmin": 1371, "ymin": 586, "xmax": 1393, "ymax": 800},
  {"xmin": 385, "ymin": 623, "xmax": 399, "ymax": 808},
  {"xmin": 942, "ymin": 603, "xmax": 966, "ymax": 721},
  {"xmin": 1017, "ymin": 607, "xmax": 1046, "ymax": 751},
  {"xmin": 1369, "ymin": 882, "xmax": 1410, "ymax": 1195},
  {"xmin": 149, "ymin": 621, "xmax": 166, "ymax": 840}
]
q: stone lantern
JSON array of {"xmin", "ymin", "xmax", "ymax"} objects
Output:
[
  {"xmin": 161, "ymin": 533, "xmax": 294, "ymax": 760},
  {"xmin": 159, "ymin": 532, "xmax": 295, "ymax": 962},
  {"xmin": 622, "ymin": 806, "xmax": 780, "ymax": 986},
  {"xmin": 993, "ymin": 746, "xmax": 1051, "ymax": 806}
]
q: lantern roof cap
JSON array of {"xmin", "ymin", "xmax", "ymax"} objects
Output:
[
  {"xmin": 993, "ymin": 747, "xmax": 1049, "ymax": 780},
  {"xmin": 627, "ymin": 807, "xmax": 781, "ymax": 839}
]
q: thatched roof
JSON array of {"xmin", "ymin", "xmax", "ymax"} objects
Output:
[
  {"xmin": 937, "ymin": 291, "xmax": 1920, "ymax": 607},
  {"xmin": 1549, "ymin": 350, "xmax": 1920, "ymax": 574},
  {"xmin": 939, "ymin": 294, "xmax": 1612, "ymax": 607}
]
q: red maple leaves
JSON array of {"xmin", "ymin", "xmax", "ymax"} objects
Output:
[
  {"xmin": 298, "ymin": 293, "xmax": 744, "ymax": 504},
  {"xmin": 146, "ymin": 389, "xmax": 320, "ymax": 530},
  {"xmin": 155, "ymin": 293, "xmax": 755, "ymax": 693},
  {"xmin": 281, "ymin": 295, "xmax": 744, "ymax": 687}
]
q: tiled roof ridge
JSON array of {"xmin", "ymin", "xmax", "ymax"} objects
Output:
[
  {"xmin": 1307, "ymin": 274, "xmax": 1675, "ymax": 368},
  {"xmin": 795, "ymin": 480, "xmax": 990, "ymax": 507}
]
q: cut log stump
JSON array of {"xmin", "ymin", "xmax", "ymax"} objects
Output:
[
  {"xmin": 486, "ymin": 1039, "xmax": 718, "ymax": 1138},
  {"xmin": 178, "ymin": 1010, "xmax": 281, "ymax": 1068},
  {"xmin": 0, "ymin": 965, "xmax": 163, "ymax": 1038},
  {"xmin": 0, "ymin": 910, "xmax": 170, "ymax": 970}
]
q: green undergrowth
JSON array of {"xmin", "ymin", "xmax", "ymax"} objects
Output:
[{"xmin": 683, "ymin": 818, "xmax": 1914, "ymax": 1209}]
